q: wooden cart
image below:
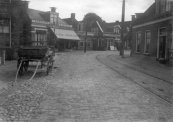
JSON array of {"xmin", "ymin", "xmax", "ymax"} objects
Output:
[{"xmin": 17, "ymin": 46, "xmax": 54, "ymax": 76}]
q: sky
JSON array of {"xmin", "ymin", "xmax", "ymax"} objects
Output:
[{"xmin": 27, "ymin": 0, "xmax": 155, "ymax": 22}]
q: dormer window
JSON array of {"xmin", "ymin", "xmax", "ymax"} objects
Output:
[{"xmin": 50, "ymin": 14, "xmax": 57, "ymax": 24}]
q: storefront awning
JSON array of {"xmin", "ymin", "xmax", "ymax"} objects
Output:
[{"xmin": 51, "ymin": 28, "xmax": 80, "ymax": 41}]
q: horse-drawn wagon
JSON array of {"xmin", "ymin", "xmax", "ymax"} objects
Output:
[{"xmin": 17, "ymin": 46, "xmax": 54, "ymax": 76}]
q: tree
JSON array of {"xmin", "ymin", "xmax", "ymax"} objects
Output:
[{"xmin": 83, "ymin": 13, "xmax": 103, "ymax": 31}]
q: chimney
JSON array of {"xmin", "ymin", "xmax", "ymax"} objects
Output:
[
  {"xmin": 71, "ymin": 13, "xmax": 75, "ymax": 20},
  {"xmin": 131, "ymin": 15, "xmax": 136, "ymax": 21},
  {"xmin": 22, "ymin": 1, "xmax": 29, "ymax": 9},
  {"xmin": 50, "ymin": 7, "xmax": 57, "ymax": 12}
]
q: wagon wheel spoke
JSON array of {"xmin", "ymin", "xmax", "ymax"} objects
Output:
[
  {"xmin": 18, "ymin": 63, "xmax": 24, "ymax": 75},
  {"xmin": 46, "ymin": 58, "xmax": 51, "ymax": 75},
  {"xmin": 23, "ymin": 61, "xmax": 29, "ymax": 71}
]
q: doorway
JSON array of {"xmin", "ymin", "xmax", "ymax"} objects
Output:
[
  {"xmin": 158, "ymin": 28, "xmax": 167, "ymax": 60},
  {"xmin": 159, "ymin": 36, "xmax": 166, "ymax": 59}
]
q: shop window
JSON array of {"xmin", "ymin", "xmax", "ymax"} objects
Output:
[
  {"xmin": 32, "ymin": 30, "xmax": 47, "ymax": 46},
  {"xmin": 136, "ymin": 32, "xmax": 141, "ymax": 52},
  {"xmin": 86, "ymin": 41, "xmax": 91, "ymax": 48},
  {"xmin": 98, "ymin": 38, "xmax": 102, "ymax": 47},
  {"xmin": 145, "ymin": 31, "xmax": 151, "ymax": 54},
  {"xmin": 0, "ymin": 25, "xmax": 10, "ymax": 47},
  {"xmin": 80, "ymin": 41, "xmax": 84, "ymax": 47}
]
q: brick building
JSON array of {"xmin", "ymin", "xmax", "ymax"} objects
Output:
[
  {"xmin": 131, "ymin": 0, "xmax": 173, "ymax": 62},
  {"xmin": 0, "ymin": 0, "xmax": 30, "ymax": 59},
  {"xmin": 0, "ymin": 0, "xmax": 81, "ymax": 60}
]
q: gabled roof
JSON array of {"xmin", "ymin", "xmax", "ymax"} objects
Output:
[
  {"xmin": 63, "ymin": 18, "xmax": 72, "ymax": 25},
  {"xmin": 63, "ymin": 18, "xmax": 79, "ymax": 31},
  {"xmin": 134, "ymin": 3, "xmax": 156, "ymax": 22},
  {"xmin": 106, "ymin": 21, "xmax": 132, "ymax": 28},
  {"xmin": 28, "ymin": 8, "xmax": 69, "ymax": 26},
  {"xmin": 91, "ymin": 20, "xmax": 131, "ymax": 35},
  {"xmin": 28, "ymin": 9, "xmax": 45, "ymax": 21}
]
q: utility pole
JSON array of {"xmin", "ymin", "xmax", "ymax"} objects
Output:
[
  {"xmin": 120, "ymin": 0, "xmax": 126, "ymax": 58},
  {"xmin": 84, "ymin": 21, "xmax": 88, "ymax": 53}
]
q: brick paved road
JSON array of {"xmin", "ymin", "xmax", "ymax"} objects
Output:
[{"xmin": 30, "ymin": 51, "xmax": 173, "ymax": 122}]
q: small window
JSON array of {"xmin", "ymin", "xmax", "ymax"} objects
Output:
[
  {"xmin": 136, "ymin": 32, "xmax": 141, "ymax": 52},
  {"xmin": 114, "ymin": 27, "xmax": 120, "ymax": 34},
  {"xmin": 166, "ymin": 0, "xmax": 171, "ymax": 11},
  {"xmin": 33, "ymin": 30, "xmax": 47, "ymax": 46}
]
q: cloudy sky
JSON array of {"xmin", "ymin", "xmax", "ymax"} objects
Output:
[{"xmin": 27, "ymin": 0, "xmax": 155, "ymax": 22}]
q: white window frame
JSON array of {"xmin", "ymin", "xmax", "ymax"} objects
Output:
[
  {"xmin": 144, "ymin": 30, "xmax": 151, "ymax": 54},
  {"xmin": 50, "ymin": 14, "xmax": 57, "ymax": 24},
  {"xmin": 136, "ymin": 31, "xmax": 141, "ymax": 53}
]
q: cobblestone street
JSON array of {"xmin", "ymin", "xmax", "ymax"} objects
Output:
[
  {"xmin": 31, "ymin": 51, "xmax": 173, "ymax": 122},
  {"xmin": 0, "ymin": 51, "xmax": 173, "ymax": 122}
]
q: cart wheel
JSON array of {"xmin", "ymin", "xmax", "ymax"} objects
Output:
[
  {"xmin": 17, "ymin": 58, "xmax": 21, "ymax": 69},
  {"xmin": 23, "ymin": 61, "xmax": 29, "ymax": 71},
  {"xmin": 18, "ymin": 62, "xmax": 24, "ymax": 75},
  {"xmin": 46, "ymin": 58, "xmax": 53, "ymax": 75}
]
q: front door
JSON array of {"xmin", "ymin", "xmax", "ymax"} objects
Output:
[{"xmin": 159, "ymin": 36, "xmax": 166, "ymax": 59}]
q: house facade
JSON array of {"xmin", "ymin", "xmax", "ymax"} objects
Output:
[
  {"xmin": 106, "ymin": 21, "xmax": 132, "ymax": 49},
  {"xmin": 28, "ymin": 8, "xmax": 80, "ymax": 52},
  {"xmin": 131, "ymin": 0, "xmax": 173, "ymax": 62}
]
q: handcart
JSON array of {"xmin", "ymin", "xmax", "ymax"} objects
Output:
[{"xmin": 16, "ymin": 46, "xmax": 54, "ymax": 78}]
